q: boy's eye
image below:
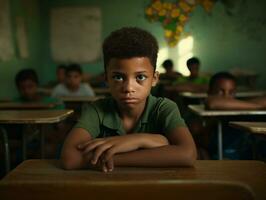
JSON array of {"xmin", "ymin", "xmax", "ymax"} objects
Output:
[
  {"xmin": 136, "ymin": 74, "xmax": 147, "ymax": 81},
  {"xmin": 112, "ymin": 75, "xmax": 123, "ymax": 81}
]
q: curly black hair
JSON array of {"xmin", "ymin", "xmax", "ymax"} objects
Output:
[
  {"xmin": 186, "ymin": 57, "xmax": 200, "ymax": 67},
  {"xmin": 15, "ymin": 68, "xmax": 39, "ymax": 88},
  {"xmin": 66, "ymin": 63, "xmax": 82, "ymax": 75},
  {"xmin": 102, "ymin": 27, "xmax": 158, "ymax": 71}
]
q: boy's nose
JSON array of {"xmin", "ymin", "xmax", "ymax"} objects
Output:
[{"xmin": 123, "ymin": 79, "xmax": 136, "ymax": 93}]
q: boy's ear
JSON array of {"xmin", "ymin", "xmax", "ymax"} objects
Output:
[{"xmin": 152, "ymin": 71, "xmax": 159, "ymax": 87}]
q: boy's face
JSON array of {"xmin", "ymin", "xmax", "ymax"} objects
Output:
[
  {"xmin": 18, "ymin": 79, "xmax": 37, "ymax": 100},
  {"xmin": 66, "ymin": 71, "xmax": 82, "ymax": 90},
  {"xmin": 106, "ymin": 57, "xmax": 158, "ymax": 109},
  {"xmin": 210, "ymin": 79, "xmax": 236, "ymax": 98},
  {"xmin": 188, "ymin": 64, "xmax": 199, "ymax": 78},
  {"xmin": 57, "ymin": 68, "xmax": 65, "ymax": 83}
]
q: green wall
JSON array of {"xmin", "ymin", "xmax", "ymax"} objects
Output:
[
  {"xmin": 1, "ymin": 0, "xmax": 266, "ymax": 99},
  {"xmin": 0, "ymin": 0, "xmax": 41, "ymax": 99}
]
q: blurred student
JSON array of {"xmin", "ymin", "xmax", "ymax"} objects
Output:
[
  {"xmin": 52, "ymin": 64, "xmax": 95, "ymax": 97},
  {"xmin": 60, "ymin": 27, "xmax": 196, "ymax": 171},
  {"xmin": 206, "ymin": 72, "xmax": 266, "ymax": 110},
  {"xmin": 205, "ymin": 72, "xmax": 266, "ymax": 159},
  {"xmin": 160, "ymin": 59, "xmax": 182, "ymax": 82},
  {"xmin": 171, "ymin": 57, "xmax": 209, "ymax": 92},
  {"xmin": 45, "ymin": 64, "xmax": 67, "ymax": 88},
  {"xmin": 15, "ymin": 68, "xmax": 64, "ymax": 109}
]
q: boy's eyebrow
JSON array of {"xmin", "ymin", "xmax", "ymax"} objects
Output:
[{"xmin": 111, "ymin": 71, "xmax": 148, "ymax": 74}]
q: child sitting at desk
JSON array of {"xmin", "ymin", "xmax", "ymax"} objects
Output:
[
  {"xmin": 14, "ymin": 68, "xmax": 64, "ymax": 109},
  {"xmin": 206, "ymin": 72, "xmax": 266, "ymax": 110},
  {"xmin": 52, "ymin": 64, "xmax": 95, "ymax": 97},
  {"xmin": 60, "ymin": 27, "xmax": 197, "ymax": 172},
  {"xmin": 205, "ymin": 72, "xmax": 266, "ymax": 159}
]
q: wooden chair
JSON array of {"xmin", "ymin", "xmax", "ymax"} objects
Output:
[{"xmin": 0, "ymin": 180, "xmax": 254, "ymax": 200}]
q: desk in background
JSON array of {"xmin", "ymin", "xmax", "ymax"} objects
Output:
[
  {"xmin": 0, "ymin": 159, "xmax": 265, "ymax": 200},
  {"xmin": 0, "ymin": 102, "xmax": 55, "ymax": 110},
  {"xmin": 0, "ymin": 109, "xmax": 73, "ymax": 173},
  {"xmin": 188, "ymin": 105, "xmax": 266, "ymax": 160}
]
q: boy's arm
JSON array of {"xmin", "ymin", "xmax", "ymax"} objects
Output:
[
  {"xmin": 205, "ymin": 96, "xmax": 264, "ymax": 110},
  {"xmin": 60, "ymin": 128, "xmax": 93, "ymax": 170},
  {"xmin": 112, "ymin": 127, "xmax": 197, "ymax": 167},
  {"xmin": 248, "ymin": 96, "xmax": 266, "ymax": 108}
]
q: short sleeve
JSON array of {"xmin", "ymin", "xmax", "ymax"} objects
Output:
[
  {"xmin": 157, "ymin": 99, "xmax": 187, "ymax": 135},
  {"xmin": 74, "ymin": 103, "xmax": 101, "ymax": 138}
]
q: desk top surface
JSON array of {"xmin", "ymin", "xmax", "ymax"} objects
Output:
[
  {"xmin": 1, "ymin": 160, "xmax": 265, "ymax": 199},
  {"xmin": 188, "ymin": 105, "xmax": 266, "ymax": 116},
  {"xmin": 180, "ymin": 91, "xmax": 265, "ymax": 99},
  {"xmin": 60, "ymin": 96, "xmax": 104, "ymax": 102},
  {"xmin": 0, "ymin": 109, "xmax": 73, "ymax": 124},
  {"xmin": 0, "ymin": 102, "xmax": 55, "ymax": 110},
  {"xmin": 230, "ymin": 121, "xmax": 266, "ymax": 135}
]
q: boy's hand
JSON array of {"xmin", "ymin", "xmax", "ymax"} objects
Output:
[
  {"xmin": 82, "ymin": 150, "xmax": 114, "ymax": 172},
  {"xmin": 77, "ymin": 135, "xmax": 142, "ymax": 165}
]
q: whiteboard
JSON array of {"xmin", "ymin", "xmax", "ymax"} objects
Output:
[
  {"xmin": 0, "ymin": 0, "xmax": 14, "ymax": 61},
  {"xmin": 50, "ymin": 6, "xmax": 102, "ymax": 63}
]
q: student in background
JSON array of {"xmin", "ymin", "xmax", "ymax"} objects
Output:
[
  {"xmin": 206, "ymin": 72, "xmax": 266, "ymax": 110},
  {"xmin": 170, "ymin": 57, "xmax": 209, "ymax": 93},
  {"xmin": 60, "ymin": 27, "xmax": 196, "ymax": 171},
  {"xmin": 205, "ymin": 71, "xmax": 266, "ymax": 159},
  {"xmin": 52, "ymin": 64, "xmax": 95, "ymax": 97},
  {"xmin": 45, "ymin": 64, "xmax": 67, "ymax": 89},
  {"xmin": 14, "ymin": 68, "xmax": 64, "ymax": 109},
  {"xmin": 160, "ymin": 59, "xmax": 182, "ymax": 82}
]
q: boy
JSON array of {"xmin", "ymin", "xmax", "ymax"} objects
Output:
[
  {"xmin": 166, "ymin": 57, "xmax": 209, "ymax": 93},
  {"xmin": 205, "ymin": 72, "xmax": 266, "ymax": 159},
  {"xmin": 206, "ymin": 72, "xmax": 266, "ymax": 110},
  {"xmin": 160, "ymin": 59, "xmax": 182, "ymax": 82},
  {"xmin": 60, "ymin": 27, "xmax": 196, "ymax": 172},
  {"xmin": 15, "ymin": 68, "xmax": 64, "ymax": 109},
  {"xmin": 52, "ymin": 64, "xmax": 95, "ymax": 97}
]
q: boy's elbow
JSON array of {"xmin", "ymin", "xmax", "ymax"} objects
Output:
[
  {"xmin": 184, "ymin": 147, "xmax": 197, "ymax": 167},
  {"xmin": 60, "ymin": 153, "xmax": 80, "ymax": 170}
]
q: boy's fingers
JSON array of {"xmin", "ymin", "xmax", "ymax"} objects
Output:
[
  {"xmin": 104, "ymin": 147, "xmax": 116, "ymax": 162},
  {"xmin": 82, "ymin": 141, "xmax": 105, "ymax": 154},
  {"xmin": 106, "ymin": 159, "xmax": 114, "ymax": 172},
  {"xmin": 91, "ymin": 144, "xmax": 112, "ymax": 164},
  {"xmin": 77, "ymin": 138, "xmax": 103, "ymax": 149}
]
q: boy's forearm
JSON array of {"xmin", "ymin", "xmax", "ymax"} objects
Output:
[{"xmin": 113, "ymin": 145, "xmax": 196, "ymax": 167}]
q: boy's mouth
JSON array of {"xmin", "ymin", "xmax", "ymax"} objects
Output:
[{"xmin": 120, "ymin": 97, "xmax": 138, "ymax": 103}]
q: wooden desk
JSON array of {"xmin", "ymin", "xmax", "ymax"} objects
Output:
[
  {"xmin": 60, "ymin": 96, "xmax": 104, "ymax": 103},
  {"xmin": 230, "ymin": 122, "xmax": 266, "ymax": 135},
  {"xmin": 179, "ymin": 91, "xmax": 265, "ymax": 99},
  {"xmin": 0, "ymin": 160, "xmax": 265, "ymax": 200},
  {"xmin": 0, "ymin": 102, "xmax": 55, "ymax": 110},
  {"xmin": 0, "ymin": 110, "xmax": 73, "ymax": 173},
  {"xmin": 188, "ymin": 105, "xmax": 266, "ymax": 160},
  {"xmin": 93, "ymin": 87, "xmax": 110, "ymax": 95}
]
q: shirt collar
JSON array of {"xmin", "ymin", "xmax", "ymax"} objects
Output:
[{"xmin": 102, "ymin": 95, "xmax": 157, "ymax": 133}]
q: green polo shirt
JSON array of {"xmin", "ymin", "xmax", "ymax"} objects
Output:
[{"xmin": 75, "ymin": 95, "xmax": 186, "ymax": 138}]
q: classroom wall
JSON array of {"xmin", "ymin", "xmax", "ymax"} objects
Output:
[
  {"xmin": 35, "ymin": 0, "xmax": 266, "ymax": 89},
  {"xmin": 0, "ymin": 0, "xmax": 41, "ymax": 99},
  {"xmin": 1, "ymin": 0, "xmax": 266, "ymax": 99}
]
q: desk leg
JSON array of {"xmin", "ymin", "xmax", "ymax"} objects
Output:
[
  {"xmin": 22, "ymin": 127, "xmax": 27, "ymax": 160},
  {"xmin": 0, "ymin": 127, "xmax": 10, "ymax": 173},
  {"xmin": 40, "ymin": 125, "xmax": 45, "ymax": 159},
  {"xmin": 217, "ymin": 121, "xmax": 223, "ymax": 160}
]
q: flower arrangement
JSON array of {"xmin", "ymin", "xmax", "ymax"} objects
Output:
[{"xmin": 145, "ymin": 0, "xmax": 215, "ymax": 46}]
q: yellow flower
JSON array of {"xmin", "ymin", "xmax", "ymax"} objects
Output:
[
  {"xmin": 171, "ymin": 8, "xmax": 180, "ymax": 18},
  {"xmin": 179, "ymin": 1, "xmax": 191, "ymax": 13},
  {"xmin": 176, "ymin": 25, "xmax": 184, "ymax": 33},
  {"xmin": 164, "ymin": 30, "xmax": 173, "ymax": 38},
  {"xmin": 145, "ymin": 7, "xmax": 153, "ymax": 16},
  {"xmin": 179, "ymin": 14, "xmax": 188, "ymax": 23},
  {"xmin": 202, "ymin": 0, "xmax": 214, "ymax": 12},
  {"xmin": 163, "ymin": 2, "xmax": 172, "ymax": 10},
  {"xmin": 152, "ymin": 1, "xmax": 163, "ymax": 11},
  {"xmin": 158, "ymin": 9, "xmax": 167, "ymax": 16}
]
